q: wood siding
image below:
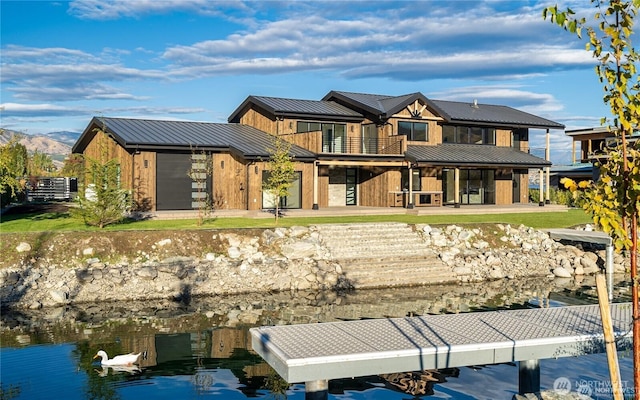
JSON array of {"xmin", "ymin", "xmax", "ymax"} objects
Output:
[
  {"xmin": 132, "ymin": 151, "xmax": 156, "ymax": 211},
  {"xmin": 82, "ymin": 129, "xmax": 134, "ymax": 189}
]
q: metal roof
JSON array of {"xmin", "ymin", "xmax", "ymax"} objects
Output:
[
  {"xmin": 406, "ymin": 143, "xmax": 552, "ymax": 167},
  {"xmin": 72, "ymin": 117, "xmax": 316, "ymax": 160},
  {"xmin": 430, "ymin": 100, "xmax": 565, "ymax": 129},
  {"xmin": 323, "ymin": 91, "xmax": 427, "ymax": 118},
  {"xmin": 229, "ymin": 90, "xmax": 564, "ymax": 130},
  {"xmin": 228, "ymin": 95, "xmax": 363, "ymax": 122}
]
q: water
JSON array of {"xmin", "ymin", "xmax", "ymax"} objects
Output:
[{"xmin": 1, "ymin": 276, "xmax": 634, "ymax": 399}]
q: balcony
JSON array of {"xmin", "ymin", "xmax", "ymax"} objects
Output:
[{"xmin": 285, "ymin": 131, "xmax": 405, "ymax": 155}]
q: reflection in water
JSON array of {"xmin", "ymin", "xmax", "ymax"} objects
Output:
[{"xmin": 0, "ymin": 275, "xmax": 631, "ymax": 399}]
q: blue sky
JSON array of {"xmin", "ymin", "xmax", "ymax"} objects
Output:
[{"xmin": 0, "ymin": 1, "xmax": 615, "ymax": 164}]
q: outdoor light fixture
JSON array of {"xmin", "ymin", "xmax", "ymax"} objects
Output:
[
  {"xmin": 255, "ymin": 165, "xmax": 259, "ymax": 174},
  {"xmin": 221, "ymin": 160, "xmax": 225, "ymax": 169}
]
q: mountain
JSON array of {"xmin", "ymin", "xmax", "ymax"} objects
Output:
[{"xmin": 1, "ymin": 129, "xmax": 80, "ymax": 168}]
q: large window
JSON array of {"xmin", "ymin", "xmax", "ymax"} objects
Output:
[
  {"xmin": 297, "ymin": 122, "xmax": 346, "ymax": 153},
  {"xmin": 398, "ymin": 121, "xmax": 428, "ymax": 141},
  {"xmin": 442, "ymin": 125, "xmax": 495, "ymax": 145},
  {"xmin": 261, "ymin": 171, "xmax": 302, "ymax": 209}
]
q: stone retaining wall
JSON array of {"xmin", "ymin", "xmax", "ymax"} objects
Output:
[{"xmin": 0, "ymin": 223, "xmax": 630, "ymax": 309}]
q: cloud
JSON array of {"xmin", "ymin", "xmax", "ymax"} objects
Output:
[
  {"xmin": 67, "ymin": 0, "xmax": 250, "ymax": 20},
  {"xmin": 0, "ymin": 102, "xmax": 206, "ymax": 118}
]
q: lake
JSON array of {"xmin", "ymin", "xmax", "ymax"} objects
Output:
[{"xmin": 1, "ymin": 275, "xmax": 634, "ymax": 399}]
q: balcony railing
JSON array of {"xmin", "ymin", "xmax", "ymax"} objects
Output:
[{"xmin": 285, "ymin": 131, "xmax": 405, "ymax": 155}]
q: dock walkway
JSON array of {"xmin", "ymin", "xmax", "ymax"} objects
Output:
[{"xmin": 251, "ymin": 303, "xmax": 632, "ymax": 398}]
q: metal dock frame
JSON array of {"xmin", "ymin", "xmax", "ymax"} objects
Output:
[{"xmin": 251, "ymin": 303, "xmax": 632, "ymax": 399}]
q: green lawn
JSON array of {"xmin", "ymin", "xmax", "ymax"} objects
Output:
[{"xmin": 0, "ymin": 207, "xmax": 593, "ymax": 232}]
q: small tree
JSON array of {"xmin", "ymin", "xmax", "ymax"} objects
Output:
[
  {"xmin": 263, "ymin": 135, "xmax": 295, "ymax": 224},
  {"xmin": 73, "ymin": 127, "xmax": 131, "ymax": 228}
]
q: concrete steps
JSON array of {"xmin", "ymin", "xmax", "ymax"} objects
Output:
[{"xmin": 314, "ymin": 223, "xmax": 454, "ymax": 287}]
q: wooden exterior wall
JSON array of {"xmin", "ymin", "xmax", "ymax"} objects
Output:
[
  {"xmin": 495, "ymin": 169, "xmax": 513, "ymax": 205},
  {"xmin": 359, "ymin": 168, "xmax": 400, "ymax": 207},
  {"xmin": 82, "ymin": 129, "xmax": 134, "ymax": 189},
  {"xmin": 496, "ymin": 129, "xmax": 512, "ymax": 147},
  {"xmin": 212, "ymin": 153, "xmax": 248, "ymax": 210},
  {"xmin": 132, "ymin": 151, "xmax": 156, "ymax": 211}
]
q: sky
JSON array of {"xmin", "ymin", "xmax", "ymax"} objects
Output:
[{"xmin": 0, "ymin": 0, "xmax": 621, "ymax": 165}]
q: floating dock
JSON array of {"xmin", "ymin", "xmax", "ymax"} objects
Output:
[{"xmin": 251, "ymin": 303, "xmax": 632, "ymax": 398}]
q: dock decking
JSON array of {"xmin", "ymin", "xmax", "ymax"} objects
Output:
[{"xmin": 251, "ymin": 303, "xmax": 632, "ymax": 396}]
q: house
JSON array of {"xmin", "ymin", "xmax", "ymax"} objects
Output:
[
  {"xmin": 72, "ymin": 90, "xmax": 564, "ymax": 212},
  {"xmin": 561, "ymin": 126, "xmax": 639, "ymax": 184}
]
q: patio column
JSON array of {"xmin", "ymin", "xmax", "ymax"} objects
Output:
[
  {"xmin": 407, "ymin": 163, "xmax": 414, "ymax": 209},
  {"xmin": 538, "ymin": 169, "xmax": 544, "ymax": 207},
  {"xmin": 545, "ymin": 129, "xmax": 551, "ymax": 204},
  {"xmin": 454, "ymin": 168, "xmax": 460, "ymax": 208},
  {"xmin": 312, "ymin": 161, "xmax": 319, "ymax": 210}
]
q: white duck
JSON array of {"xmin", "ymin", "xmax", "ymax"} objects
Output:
[{"xmin": 93, "ymin": 350, "xmax": 141, "ymax": 366}]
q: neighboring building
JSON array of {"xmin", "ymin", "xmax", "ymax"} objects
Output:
[
  {"xmin": 73, "ymin": 90, "xmax": 564, "ymax": 212},
  {"xmin": 566, "ymin": 126, "xmax": 639, "ymax": 164},
  {"xmin": 561, "ymin": 126, "xmax": 639, "ymax": 185}
]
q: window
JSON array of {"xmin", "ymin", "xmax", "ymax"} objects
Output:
[
  {"xmin": 398, "ymin": 121, "xmax": 428, "ymax": 141},
  {"xmin": 442, "ymin": 125, "xmax": 495, "ymax": 145},
  {"xmin": 297, "ymin": 122, "xmax": 321, "ymax": 133},
  {"xmin": 297, "ymin": 121, "xmax": 346, "ymax": 153},
  {"xmin": 262, "ymin": 171, "xmax": 302, "ymax": 209},
  {"xmin": 401, "ymin": 169, "xmax": 421, "ymax": 191}
]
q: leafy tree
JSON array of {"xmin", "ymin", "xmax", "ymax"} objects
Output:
[
  {"xmin": 544, "ymin": 0, "xmax": 639, "ymax": 395},
  {"xmin": 72, "ymin": 128, "xmax": 131, "ymax": 228},
  {"xmin": 263, "ymin": 135, "xmax": 295, "ymax": 224},
  {"xmin": 61, "ymin": 153, "xmax": 85, "ymax": 181},
  {"xmin": 28, "ymin": 150, "xmax": 56, "ymax": 176},
  {"xmin": 0, "ymin": 136, "xmax": 28, "ymax": 206}
]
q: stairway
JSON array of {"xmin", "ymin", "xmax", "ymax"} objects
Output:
[{"xmin": 314, "ymin": 223, "xmax": 455, "ymax": 288}]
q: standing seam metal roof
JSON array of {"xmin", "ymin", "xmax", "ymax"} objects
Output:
[
  {"xmin": 324, "ymin": 91, "xmax": 564, "ymax": 129},
  {"xmin": 431, "ymin": 100, "xmax": 565, "ymax": 129},
  {"xmin": 73, "ymin": 117, "xmax": 316, "ymax": 159},
  {"xmin": 406, "ymin": 143, "xmax": 552, "ymax": 167}
]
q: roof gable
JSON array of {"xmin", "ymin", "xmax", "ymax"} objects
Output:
[
  {"xmin": 228, "ymin": 95, "xmax": 363, "ymax": 122},
  {"xmin": 323, "ymin": 90, "xmax": 433, "ymax": 119},
  {"xmin": 72, "ymin": 117, "xmax": 316, "ymax": 160}
]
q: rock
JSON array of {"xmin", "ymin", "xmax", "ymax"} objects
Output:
[
  {"xmin": 227, "ymin": 247, "xmax": 242, "ymax": 259},
  {"xmin": 86, "ymin": 258, "xmax": 100, "ymax": 265},
  {"xmin": 49, "ymin": 290, "xmax": 68, "ymax": 304},
  {"xmin": 288, "ymin": 226, "xmax": 309, "ymax": 237},
  {"xmin": 156, "ymin": 238, "xmax": 172, "ymax": 247},
  {"xmin": 205, "ymin": 253, "xmax": 216, "ymax": 261},
  {"xmin": 453, "ymin": 266, "xmax": 472, "ymax": 275},
  {"xmin": 489, "ymin": 267, "xmax": 505, "ymax": 279},
  {"xmin": 82, "ymin": 247, "xmax": 94, "ymax": 256},
  {"xmin": 553, "ymin": 267, "xmax": 573, "ymax": 278},
  {"xmin": 16, "ymin": 242, "xmax": 31, "ymax": 253},
  {"xmin": 580, "ymin": 257, "xmax": 600, "ymax": 274},
  {"xmin": 281, "ymin": 242, "xmax": 316, "ymax": 259},
  {"xmin": 136, "ymin": 267, "xmax": 158, "ymax": 280}
]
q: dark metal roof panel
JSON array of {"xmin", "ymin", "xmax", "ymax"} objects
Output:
[
  {"xmin": 80, "ymin": 117, "xmax": 315, "ymax": 159},
  {"xmin": 431, "ymin": 100, "xmax": 565, "ymax": 129},
  {"xmin": 407, "ymin": 143, "xmax": 552, "ymax": 167},
  {"xmin": 251, "ymin": 96, "xmax": 362, "ymax": 118},
  {"xmin": 325, "ymin": 91, "xmax": 422, "ymax": 116}
]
